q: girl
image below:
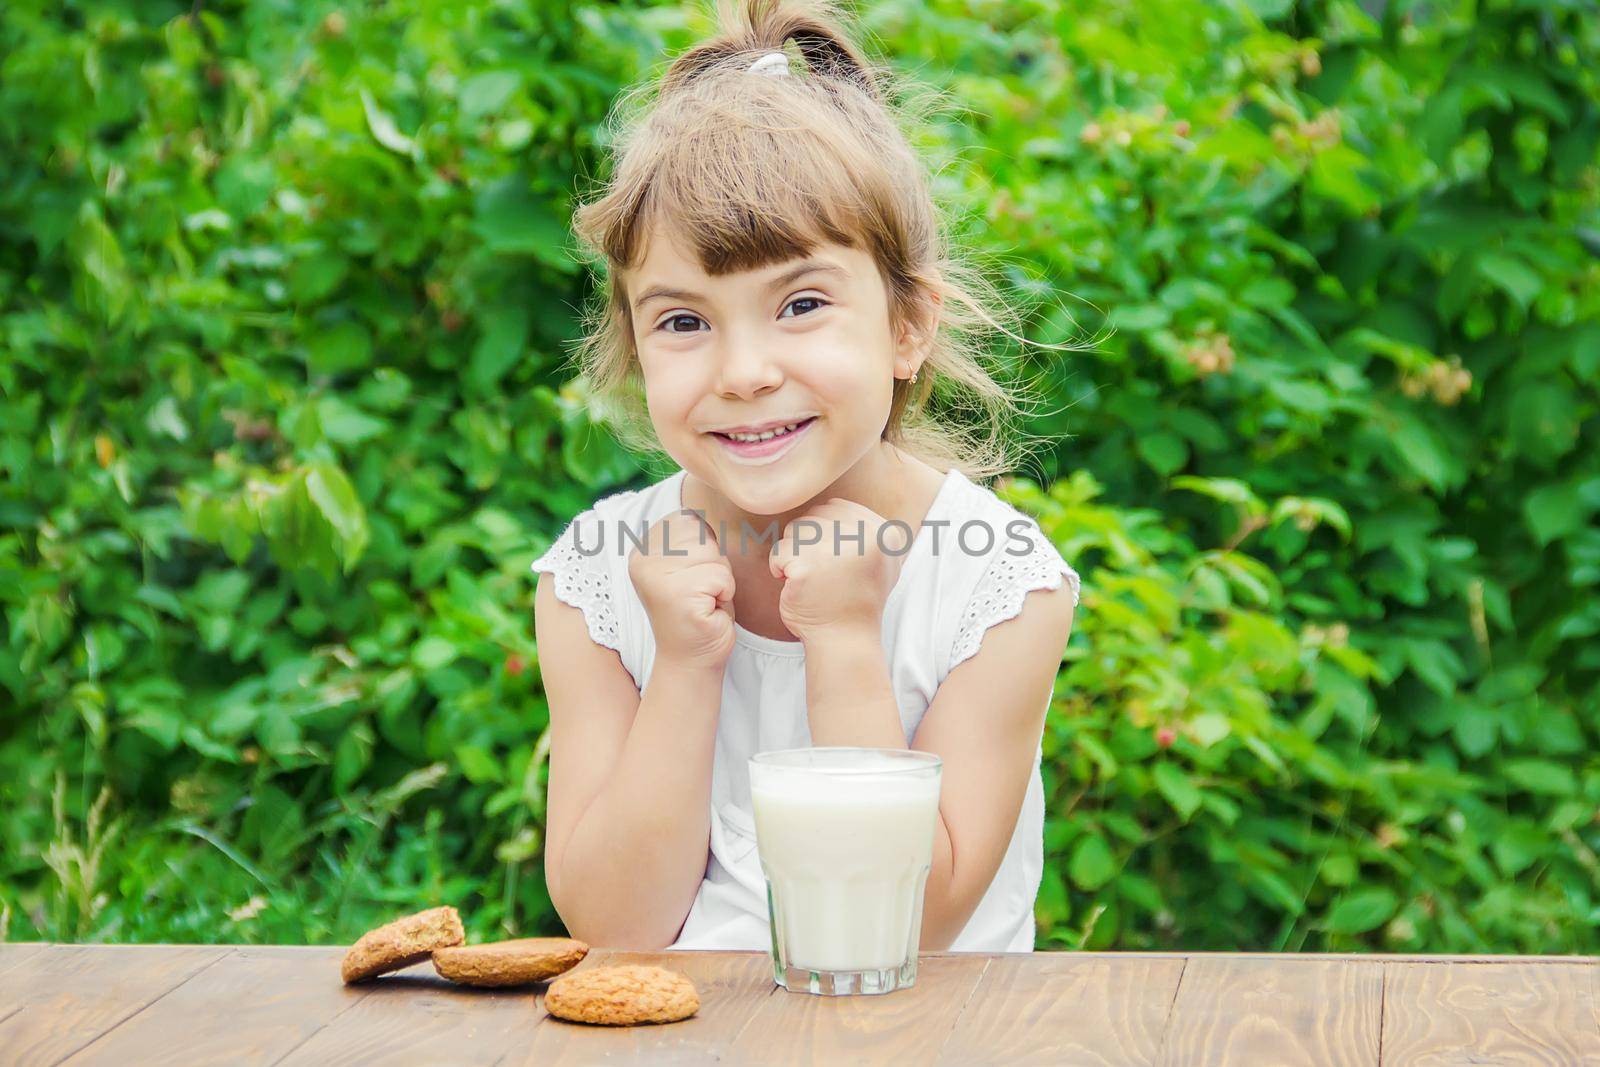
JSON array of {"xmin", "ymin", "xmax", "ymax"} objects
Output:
[{"xmin": 531, "ymin": 0, "xmax": 1080, "ymax": 953}]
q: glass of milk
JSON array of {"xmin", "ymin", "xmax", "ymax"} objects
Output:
[{"xmin": 748, "ymin": 746, "xmax": 943, "ymax": 996}]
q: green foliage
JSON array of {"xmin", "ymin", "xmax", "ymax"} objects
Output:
[
  {"xmin": 1, "ymin": 0, "xmax": 654, "ymax": 943},
  {"xmin": 958, "ymin": 0, "xmax": 1600, "ymax": 952},
  {"xmin": 2, "ymin": 0, "xmax": 1597, "ymax": 953}
]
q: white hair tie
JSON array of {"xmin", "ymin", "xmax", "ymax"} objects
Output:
[{"xmin": 747, "ymin": 50, "xmax": 792, "ymax": 78}]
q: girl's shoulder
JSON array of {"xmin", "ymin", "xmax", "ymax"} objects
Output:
[
  {"xmin": 934, "ymin": 469, "xmax": 1073, "ymax": 576},
  {"xmin": 530, "ymin": 468, "xmax": 686, "ymax": 657},
  {"xmin": 923, "ymin": 469, "xmax": 1081, "ymax": 676}
]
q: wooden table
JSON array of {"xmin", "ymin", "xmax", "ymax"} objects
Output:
[{"xmin": 2, "ymin": 943, "xmax": 1596, "ymax": 1065}]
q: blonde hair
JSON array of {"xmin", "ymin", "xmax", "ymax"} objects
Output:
[{"xmin": 568, "ymin": 0, "xmax": 1067, "ymax": 481}]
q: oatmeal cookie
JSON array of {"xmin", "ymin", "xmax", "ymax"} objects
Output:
[
  {"xmin": 432, "ymin": 937, "xmax": 590, "ymax": 987},
  {"xmin": 544, "ymin": 964, "xmax": 700, "ymax": 1025},
  {"xmin": 339, "ymin": 905, "xmax": 465, "ymax": 983}
]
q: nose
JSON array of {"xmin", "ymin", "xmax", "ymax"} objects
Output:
[{"xmin": 713, "ymin": 329, "xmax": 784, "ymax": 400}]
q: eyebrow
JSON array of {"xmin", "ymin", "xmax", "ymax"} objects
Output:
[{"xmin": 631, "ymin": 261, "xmax": 847, "ymax": 313}]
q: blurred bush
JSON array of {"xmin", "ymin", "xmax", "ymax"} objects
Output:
[{"xmin": 2, "ymin": 0, "xmax": 1596, "ymax": 952}]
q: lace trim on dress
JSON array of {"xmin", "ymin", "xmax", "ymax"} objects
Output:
[
  {"xmin": 949, "ymin": 532, "xmax": 1081, "ymax": 672},
  {"xmin": 530, "ymin": 513, "xmax": 621, "ymax": 653}
]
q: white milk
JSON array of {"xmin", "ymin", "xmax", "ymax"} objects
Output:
[{"xmin": 750, "ymin": 750, "xmax": 941, "ymax": 974}]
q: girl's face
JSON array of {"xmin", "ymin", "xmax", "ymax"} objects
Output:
[{"xmin": 626, "ymin": 226, "xmax": 925, "ymax": 517}]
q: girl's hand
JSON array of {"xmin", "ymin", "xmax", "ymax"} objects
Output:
[
  {"xmin": 629, "ymin": 509, "xmax": 737, "ymax": 673},
  {"xmin": 768, "ymin": 498, "xmax": 911, "ymax": 647}
]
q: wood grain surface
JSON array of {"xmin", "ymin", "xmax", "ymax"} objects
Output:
[
  {"xmin": 1380, "ymin": 960, "xmax": 1600, "ymax": 1066},
  {"xmin": 1, "ymin": 943, "xmax": 1594, "ymax": 1066},
  {"xmin": 59, "ymin": 947, "xmax": 369, "ymax": 1067},
  {"xmin": 723, "ymin": 953, "xmax": 988, "ymax": 1065},
  {"xmin": 934, "ymin": 954, "xmax": 1186, "ymax": 1066},
  {"xmin": 1156, "ymin": 956, "xmax": 1383, "ymax": 1067},
  {"xmin": 0, "ymin": 945, "xmax": 226, "ymax": 1067}
]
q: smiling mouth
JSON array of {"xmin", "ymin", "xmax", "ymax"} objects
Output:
[
  {"xmin": 711, "ymin": 417, "xmax": 815, "ymax": 443},
  {"xmin": 709, "ymin": 416, "xmax": 818, "ymax": 458}
]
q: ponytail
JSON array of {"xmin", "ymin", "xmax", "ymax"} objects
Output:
[{"xmin": 661, "ymin": 0, "xmax": 884, "ymax": 104}]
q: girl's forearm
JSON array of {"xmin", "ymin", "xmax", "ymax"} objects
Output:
[
  {"xmin": 552, "ymin": 661, "xmax": 724, "ymax": 949},
  {"xmin": 802, "ymin": 626, "xmax": 907, "ymax": 749},
  {"xmin": 920, "ymin": 814, "xmax": 960, "ymax": 950}
]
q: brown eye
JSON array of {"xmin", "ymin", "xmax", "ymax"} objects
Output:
[
  {"xmin": 659, "ymin": 313, "xmax": 706, "ymax": 333},
  {"xmin": 781, "ymin": 297, "xmax": 828, "ymax": 318}
]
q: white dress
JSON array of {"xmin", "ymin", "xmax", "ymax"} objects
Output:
[{"xmin": 530, "ymin": 465, "xmax": 1081, "ymax": 952}]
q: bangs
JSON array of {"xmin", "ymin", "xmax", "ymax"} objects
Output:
[
  {"xmin": 587, "ymin": 66, "xmax": 907, "ymax": 279},
  {"xmin": 632, "ymin": 165, "xmax": 859, "ymax": 276}
]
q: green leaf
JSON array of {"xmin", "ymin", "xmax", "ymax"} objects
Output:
[
  {"xmin": 1491, "ymin": 821, "xmax": 1549, "ymax": 876},
  {"xmin": 126, "ymin": 708, "xmax": 182, "ymax": 752},
  {"xmin": 145, "ymin": 396, "xmax": 190, "ymax": 441},
  {"xmin": 469, "ymin": 304, "xmax": 531, "ymax": 390},
  {"xmin": 180, "ymin": 724, "xmax": 240, "ymax": 763},
  {"xmin": 214, "ymin": 156, "xmax": 276, "ymax": 218},
  {"xmin": 307, "ymin": 320, "xmax": 374, "ymax": 375},
  {"xmin": 1266, "ymin": 379, "xmax": 1333, "ymax": 416},
  {"xmin": 412, "ymin": 635, "xmax": 458, "ymax": 671},
  {"xmin": 1244, "ymin": 0, "xmax": 1294, "ymax": 19},
  {"xmin": 1325, "ymin": 886, "xmax": 1397, "ymax": 934},
  {"xmin": 190, "ymin": 570, "xmax": 251, "ymax": 615},
  {"xmin": 1308, "ymin": 144, "xmax": 1379, "ymax": 214},
  {"xmin": 1475, "ymin": 252, "xmax": 1542, "ymax": 310},
  {"xmin": 1405, "ymin": 637, "xmax": 1465, "ymax": 696},
  {"xmin": 290, "ymin": 252, "xmax": 349, "ymax": 302},
  {"xmin": 456, "ymin": 744, "xmax": 503, "ymax": 783},
  {"xmin": 560, "ymin": 413, "xmax": 638, "ymax": 488},
  {"xmin": 1240, "ymin": 276, "xmax": 1294, "ymax": 308},
  {"xmin": 257, "ymin": 707, "xmax": 301, "ymax": 754},
  {"xmin": 1523, "ymin": 482, "xmax": 1590, "ymax": 547},
  {"xmin": 1508, "ymin": 382, "xmax": 1580, "ymax": 467},
  {"xmin": 1249, "ymin": 869, "xmax": 1305, "ymax": 915},
  {"xmin": 460, "ymin": 71, "xmax": 521, "ymax": 118},
  {"xmin": 1136, "ymin": 431, "xmax": 1188, "ymax": 476},
  {"xmin": 360, "ymin": 87, "xmax": 419, "ymax": 160},
  {"xmin": 1452, "ymin": 702, "xmax": 1498, "ymax": 758},
  {"xmin": 1388, "ymin": 416, "xmax": 1457, "ymax": 491},
  {"xmin": 1171, "ymin": 476, "xmax": 1265, "ymax": 515},
  {"xmin": 303, "ymin": 462, "xmax": 370, "ymax": 571},
  {"xmin": 1188, "ymin": 713, "xmax": 1231, "ymax": 748},
  {"xmin": 1108, "ymin": 304, "xmax": 1169, "ymax": 332},
  {"xmin": 1069, "ymin": 834, "xmax": 1117, "ymax": 891},
  {"xmin": 1152, "ymin": 763, "xmax": 1203, "ymax": 820},
  {"xmin": 318, "ymin": 396, "xmax": 389, "ymax": 446},
  {"xmin": 1503, "ymin": 759, "xmax": 1576, "ymax": 796},
  {"xmin": 1035, "ymin": 866, "xmax": 1070, "ymax": 928},
  {"xmin": 71, "ymin": 201, "xmax": 132, "ymax": 323},
  {"xmin": 474, "ymin": 177, "xmax": 576, "ymax": 272}
]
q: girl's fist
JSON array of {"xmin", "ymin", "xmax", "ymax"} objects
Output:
[
  {"xmin": 629, "ymin": 509, "xmax": 737, "ymax": 673},
  {"xmin": 768, "ymin": 498, "xmax": 910, "ymax": 646}
]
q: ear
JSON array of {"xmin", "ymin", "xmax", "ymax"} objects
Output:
[{"xmin": 894, "ymin": 285, "xmax": 943, "ymax": 378}]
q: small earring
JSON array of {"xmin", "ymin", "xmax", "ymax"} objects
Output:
[{"xmin": 910, "ymin": 368, "xmax": 920, "ymax": 384}]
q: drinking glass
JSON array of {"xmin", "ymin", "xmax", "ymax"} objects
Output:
[{"xmin": 748, "ymin": 746, "xmax": 943, "ymax": 995}]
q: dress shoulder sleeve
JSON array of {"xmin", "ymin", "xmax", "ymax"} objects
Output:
[
  {"xmin": 530, "ymin": 506, "xmax": 623, "ymax": 654},
  {"xmin": 947, "ymin": 518, "xmax": 1080, "ymax": 673}
]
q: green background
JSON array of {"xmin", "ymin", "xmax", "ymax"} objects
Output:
[{"xmin": 3, "ymin": 0, "xmax": 1598, "ymax": 953}]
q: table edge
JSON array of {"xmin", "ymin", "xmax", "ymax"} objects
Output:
[{"xmin": 6, "ymin": 943, "xmax": 1596, "ymax": 964}]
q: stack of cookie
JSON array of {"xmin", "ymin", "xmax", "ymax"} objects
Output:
[{"xmin": 338, "ymin": 906, "xmax": 699, "ymax": 1026}]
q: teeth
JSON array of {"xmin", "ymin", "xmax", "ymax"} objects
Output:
[{"xmin": 725, "ymin": 420, "xmax": 804, "ymax": 443}]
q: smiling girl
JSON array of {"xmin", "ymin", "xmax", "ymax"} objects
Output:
[{"xmin": 531, "ymin": 0, "xmax": 1081, "ymax": 953}]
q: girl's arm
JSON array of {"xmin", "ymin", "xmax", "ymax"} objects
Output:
[
  {"xmin": 534, "ymin": 574, "xmax": 723, "ymax": 949},
  {"xmin": 805, "ymin": 581, "xmax": 1077, "ymax": 950}
]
